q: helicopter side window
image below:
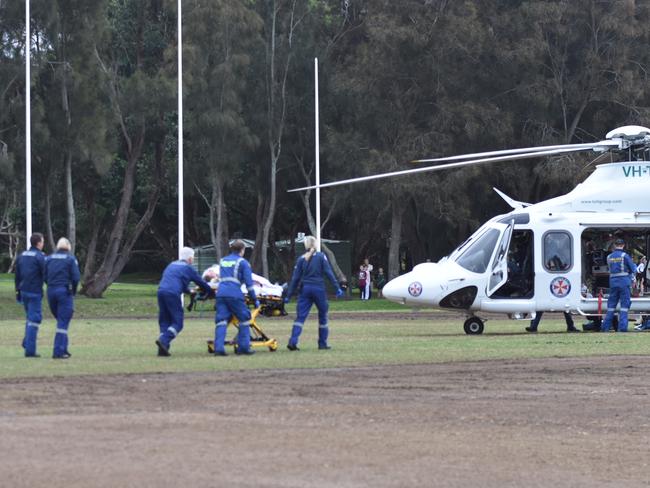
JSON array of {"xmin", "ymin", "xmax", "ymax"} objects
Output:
[
  {"xmin": 456, "ymin": 228, "xmax": 500, "ymax": 274},
  {"xmin": 543, "ymin": 231, "xmax": 572, "ymax": 272}
]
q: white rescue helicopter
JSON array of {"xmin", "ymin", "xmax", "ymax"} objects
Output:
[{"xmin": 290, "ymin": 125, "xmax": 650, "ymax": 334}]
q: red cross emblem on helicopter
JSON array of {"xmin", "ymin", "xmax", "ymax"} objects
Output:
[
  {"xmin": 550, "ymin": 277, "xmax": 571, "ymax": 298},
  {"xmin": 408, "ymin": 281, "xmax": 423, "ymax": 297}
]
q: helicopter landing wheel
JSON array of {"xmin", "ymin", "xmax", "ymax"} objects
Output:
[{"xmin": 463, "ymin": 317, "xmax": 484, "ymax": 335}]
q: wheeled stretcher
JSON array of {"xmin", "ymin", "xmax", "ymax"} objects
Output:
[{"xmin": 206, "ymin": 297, "xmax": 279, "ymax": 353}]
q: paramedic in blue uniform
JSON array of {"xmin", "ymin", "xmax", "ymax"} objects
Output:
[
  {"xmin": 213, "ymin": 240, "xmax": 259, "ymax": 356},
  {"xmin": 156, "ymin": 247, "xmax": 213, "ymax": 356},
  {"xmin": 45, "ymin": 237, "xmax": 80, "ymax": 359},
  {"xmin": 601, "ymin": 238, "xmax": 637, "ymax": 332},
  {"xmin": 15, "ymin": 233, "xmax": 46, "ymax": 357},
  {"xmin": 285, "ymin": 235, "xmax": 344, "ymax": 351}
]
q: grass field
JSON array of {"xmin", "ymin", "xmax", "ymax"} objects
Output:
[
  {"xmin": 3, "ymin": 313, "xmax": 650, "ymax": 379},
  {"xmin": 3, "ymin": 273, "xmax": 650, "ymax": 380},
  {"xmin": 0, "ymin": 274, "xmax": 404, "ymax": 320}
]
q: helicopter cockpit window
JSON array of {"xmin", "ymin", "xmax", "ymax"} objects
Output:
[
  {"xmin": 543, "ymin": 231, "xmax": 572, "ymax": 272},
  {"xmin": 456, "ymin": 228, "xmax": 500, "ymax": 273}
]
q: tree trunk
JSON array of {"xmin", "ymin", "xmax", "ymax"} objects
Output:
[
  {"xmin": 387, "ymin": 191, "xmax": 405, "ymax": 280},
  {"xmin": 43, "ymin": 175, "xmax": 56, "ymax": 251},
  {"xmin": 64, "ymin": 151, "xmax": 76, "ymax": 251},
  {"xmin": 209, "ymin": 172, "xmax": 229, "ymax": 261},
  {"xmin": 250, "ymin": 189, "xmax": 268, "ymax": 271},
  {"xmin": 259, "ymin": 151, "xmax": 278, "ymax": 277},
  {"xmin": 82, "ymin": 124, "xmax": 146, "ymax": 297}
]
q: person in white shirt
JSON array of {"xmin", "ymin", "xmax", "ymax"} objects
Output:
[{"xmin": 361, "ymin": 258, "xmax": 373, "ymax": 300}]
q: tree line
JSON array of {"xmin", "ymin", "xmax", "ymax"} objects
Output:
[{"xmin": 1, "ymin": 0, "xmax": 649, "ymax": 296}]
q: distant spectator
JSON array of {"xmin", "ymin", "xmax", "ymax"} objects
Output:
[
  {"xmin": 358, "ymin": 266, "xmax": 369, "ymax": 300},
  {"xmin": 375, "ymin": 267, "xmax": 387, "ymax": 298},
  {"xmin": 361, "ymin": 258, "xmax": 373, "ymax": 300}
]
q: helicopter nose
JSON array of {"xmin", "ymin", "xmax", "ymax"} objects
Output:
[{"xmin": 382, "ymin": 275, "xmax": 409, "ymax": 304}]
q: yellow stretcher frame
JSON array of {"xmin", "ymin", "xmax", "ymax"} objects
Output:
[{"xmin": 206, "ymin": 307, "xmax": 279, "ymax": 353}]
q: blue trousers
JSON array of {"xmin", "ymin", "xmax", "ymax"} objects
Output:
[
  {"xmin": 214, "ymin": 297, "xmax": 251, "ymax": 353},
  {"xmin": 602, "ymin": 283, "xmax": 632, "ymax": 332},
  {"xmin": 158, "ymin": 291, "xmax": 184, "ymax": 349},
  {"xmin": 22, "ymin": 291, "xmax": 43, "ymax": 356},
  {"xmin": 289, "ymin": 284, "xmax": 330, "ymax": 348},
  {"xmin": 47, "ymin": 286, "xmax": 74, "ymax": 357}
]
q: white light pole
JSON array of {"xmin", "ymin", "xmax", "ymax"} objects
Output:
[
  {"xmin": 177, "ymin": 0, "xmax": 184, "ymax": 256},
  {"xmin": 314, "ymin": 58, "xmax": 321, "ymax": 252},
  {"xmin": 25, "ymin": 0, "xmax": 32, "ymax": 238}
]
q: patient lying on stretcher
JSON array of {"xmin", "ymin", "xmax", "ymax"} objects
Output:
[{"xmin": 187, "ymin": 265, "xmax": 287, "ymax": 316}]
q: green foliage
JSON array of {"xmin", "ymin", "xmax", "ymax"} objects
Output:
[{"xmin": 1, "ymin": 0, "xmax": 650, "ymax": 282}]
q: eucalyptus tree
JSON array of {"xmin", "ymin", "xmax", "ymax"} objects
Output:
[
  {"xmin": 184, "ymin": 0, "xmax": 263, "ymax": 260},
  {"xmin": 82, "ymin": 0, "xmax": 176, "ymax": 297},
  {"xmin": 33, "ymin": 0, "xmax": 112, "ymax": 252},
  {"xmin": 0, "ymin": 0, "xmax": 32, "ymax": 268}
]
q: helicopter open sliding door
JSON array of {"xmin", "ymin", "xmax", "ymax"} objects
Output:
[
  {"xmin": 580, "ymin": 226, "xmax": 650, "ymax": 315},
  {"xmin": 486, "ymin": 220, "xmax": 514, "ymax": 296}
]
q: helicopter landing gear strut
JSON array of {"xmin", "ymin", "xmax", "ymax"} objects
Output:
[{"xmin": 463, "ymin": 316, "xmax": 485, "ymax": 335}]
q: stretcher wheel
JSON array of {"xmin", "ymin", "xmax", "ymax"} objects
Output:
[{"xmin": 268, "ymin": 340, "xmax": 278, "ymax": 352}]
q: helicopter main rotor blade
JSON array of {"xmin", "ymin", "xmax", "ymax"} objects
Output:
[
  {"xmin": 413, "ymin": 140, "xmax": 620, "ymax": 163},
  {"xmin": 288, "ymin": 146, "xmax": 594, "ymax": 193}
]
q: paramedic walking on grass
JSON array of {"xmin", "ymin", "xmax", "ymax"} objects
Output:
[
  {"xmin": 213, "ymin": 239, "xmax": 259, "ymax": 356},
  {"xmin": 156, "ymin": 247, "xmax": 213, "ymax": 356},
  {"xmin": 45, "ymin": 238, "xmax": 80, "ymax": 359},
  {"xmin": 15, "ymin": 233, "xmax": 46, "ymax": 357},
  {"xmin": 285, "ymin": 235, "xmax": 344, "ymax": 351}
]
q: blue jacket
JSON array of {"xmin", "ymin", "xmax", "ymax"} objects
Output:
[
  {"xmin": 286, "ymin": 252, "xmax": 339, "ymax": 299},
  {"xmin": 216, "ymin": 253, "xmax": 257, "ymax": 301},
  {"xmin": 158, "ymin": 260, "xmax": 211, "ymax": 296},
  {"xmin": 607, "ymin": 249, "xmax": 637, "ymax": 286},
  {"xmin": 45, "ymin": 250, "xmax": 81, "ymax": 294},
  {"xmin": 15, "ymin": 247, "xmax": 46, "ymax": 295}
]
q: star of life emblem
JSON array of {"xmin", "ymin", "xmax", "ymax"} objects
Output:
[
  {"xmin": 550, "ymin": 277, "xmax": 571, "ymax": 298},
  {"xmin": 408, "ymin": 281, "xmax": 423, "ymax": 297}
]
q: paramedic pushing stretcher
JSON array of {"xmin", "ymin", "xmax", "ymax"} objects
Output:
[
  {"xmin": 156, "ymin": 247, "xmax": 213, "ymax": 356},
  {"xmin": 213, "ymin": 240, "xmax": 259, "ymax": 356},
  {"xmin": 601, "ymin": 238, "xmax": 637, "ymax": 332},
  {"xmin": 285, "ymin": 235, "xmax": 344, "ymax": 351}
]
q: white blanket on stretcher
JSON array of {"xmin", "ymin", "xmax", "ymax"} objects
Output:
[{"xmin": 201, "ymin": 266, "xmax": 283, "ymax": 297}]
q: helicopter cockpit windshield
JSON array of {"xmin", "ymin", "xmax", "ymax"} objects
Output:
[{"xmin": 455, "ymin": 227, "xmax": 501, "ymax": 274}]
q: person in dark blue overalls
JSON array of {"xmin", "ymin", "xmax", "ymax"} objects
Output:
[
  {"xmin": 156, "ymin": 247, "xmax": 213, "ymax": 356},
  {"xmin": 285, "ymin": 236, "xmax": 344, "ymax": 351},
  {"xmin": 15, "ymin": 233, "xmax": 46, "ymax": 357},
  {"xmin": 601, "ymin": 238, "xmax": 637, "ymax": 332},
  {"xmin": 45, "ymin": 238, "xmax": 80, "ymax": 359},
  {"xmin": 213, "ymin": 240, "xmax": 259, "ymax": 356}
]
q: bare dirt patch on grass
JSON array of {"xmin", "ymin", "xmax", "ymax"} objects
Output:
[{"xmin": 1, "ymin": 356, "xmax": 649, "ymax": 487}]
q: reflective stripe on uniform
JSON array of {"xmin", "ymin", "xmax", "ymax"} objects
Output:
[
  {"xmin": 621, "ymin": 308, "xmax": 629, "ymax": 312},
  {"xmin": 610, "ymin": 272, "xmax": 629, "ymax": 277},
  {"xmin": 56, "ymin": 328, "xmax": 68, "ymax": 335},
  {"xmin": 240, "ymin": 321, "xmax": 250, "ymax": 327},
  {"xmin": 293, "ymin": 322, "xmax": 303, "ymax": 329},
  {"xmin": 234, "ymin": 258, "xmax": 242, "ymax": 282},
  {"xmin": 607, "ymin": 308, "xmax": 615, "ymax": 312},
  {"xmin": 27, "ymin": 321, "xmax": 40, "ymax": 328},
  {"xmin": 167, "ymin": 326, "xmax": 179, "ymax": 337},
  {"xmin": 216, "ymin": 321, "xmax": 228, "ymax": 327},
  {"xmin": 319, "ymin": 323, "xmax": 328, "ymax": 329},
  {"xmin": 220, "ymin": 277, "xmax": 240, "ymax": 284}
]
